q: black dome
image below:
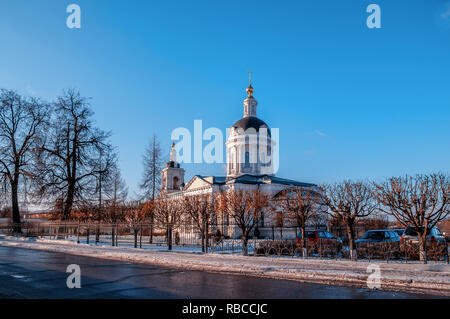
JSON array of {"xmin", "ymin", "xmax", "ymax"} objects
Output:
[{"xmin": 232, "ymin": 116, "xmax": 271, "ymax": 136}]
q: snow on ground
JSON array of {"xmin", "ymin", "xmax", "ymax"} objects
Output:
[{"xmin": 0, "ymin": 236, "xmax": 449, "ymax": 296}]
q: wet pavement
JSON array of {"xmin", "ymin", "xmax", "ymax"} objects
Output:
[{"xmin": 0, "ymin": 246, "xmax": 440, "ymax": 299}]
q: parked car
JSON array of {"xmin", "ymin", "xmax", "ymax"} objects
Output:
[
  {"xmin": 391, "ymin": 228, "xmax": 405, "ymax": 237},
  {"xmin": 355, "ymin": 230, "xmax": 401, "ymax": 244},
  {"xmin": 296, "ymin": 230, "xmax": 342, "ymax": 246},
  {"xmin": 400, "ymin": 226, "xmax": 446, "ymax": 245}
]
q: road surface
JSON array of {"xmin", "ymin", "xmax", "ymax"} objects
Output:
[{"xmin": 0, "ymin": 246, "xmax": 440, "ymax": 299}]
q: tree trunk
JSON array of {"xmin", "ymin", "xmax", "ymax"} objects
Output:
[
  {"xmin": 134, "ymin": 228, "xmax": 138, "ymax": 248},
  {"xmin": 241, "ymin": 235, "xmax": 248, "ymax": 256},
  {"xmin": 201, "ymin": 232, "xmax": 205, "ymax": 253},
  {"xmin": 10, "ymin": 175, "xmax": 21, "ymax": 234},
  {"xmin": 149, "ymin": 215, "xmax": 154, "ymax": 243},
  {"xmin": 346, "ymin": 223, "xmax": 357, "ymax": 261},
  {"xmin": 95, "ymin": 224, "xmax": 100, "ymax": 244},
  {"xmin": 419, "ymin": 234, "xmax": 428, "ymax": 264},
  {"xmin": 63, "ymin": 184, "xmax": 75, "ymax": 220},
  {"xmin": 111, "ymin": 226, "xmax": 115, "ymax": 246},
  {"xmin": 205, "ymin": 221, "xmax": 209, "ymax": 254},
  {"xmin": 301, "ymin": 224, "xmax": 307, "ymax": 258},
  {"xmin": 168, "ymin": 226, "xmax": 173, "ymax": 251},
  {"xmin": 139, "ymin": 224, "xmax": 143, "ymax": 248}
]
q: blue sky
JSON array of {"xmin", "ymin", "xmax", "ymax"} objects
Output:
[{"xmin": 1, "ymin": 0, "xmax": 449, "ymax": 197}]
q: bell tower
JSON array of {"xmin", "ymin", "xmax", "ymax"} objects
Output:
[
  {"xmin": 161, "ymin": 143, "xmax": 185, "ymax": 193},
  {"xmin": 226, "ymin": 75, "xmax": 275, "ymax": 178}
]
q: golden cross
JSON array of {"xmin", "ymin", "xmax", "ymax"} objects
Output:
[{"xmin": 248, "ymin": 70, "xmax": 252, "ymax": 85}]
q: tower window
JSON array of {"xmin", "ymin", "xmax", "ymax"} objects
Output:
[
  {"xmin": 173, "ymin": 176, "xmax": 179, "ymax": 190},
  {"xmin": 230, "ymin": 148, "xmax": 236, "ymax": 172}
]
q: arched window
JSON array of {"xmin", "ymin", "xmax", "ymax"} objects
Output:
[
  {"xmin": 230, "ymin": 147, "xmax": 236, "ymax": 172},
  {"xmin": 244, "ymin": 136, "xmax": 250, "ymax": 168},
  {"xmin": 173, "ymin": 176, "xmax": 179, "ymax": 190},
  {"xmin": 245, "ymin": 151, "xmax": 250, "ymax": 167}
]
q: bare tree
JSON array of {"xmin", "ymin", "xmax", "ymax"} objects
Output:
[
  {"xmin": 153, "ymin": 195, "xmax": 182, "ymax": 250},
  {"xmin": 374, "ymin": 173, "xmax": 450, "ymax": 263},
  {"xmin": 103, "ymin": 197, "xmax": 127, "ymax": 247},
  {"xmin": 277, "ymin": 187, "xmax": 320, "ymax": 257},
  {"xmin": 140, "ymin": 134, "xmax": 163, "ymax": 242},
  {"xmin": 140, "ymin": 134, "xmax": 163, "ymax": 200},
  {"xmin": 124, "ymin": 201, "xmax": 146, "ymax": 248},
  {"xmin": 0, "ymin": 89, "xmax": 49, "ymax": 232},
  {"xmin": 216, "ymin": 190, "xmax": 269, "ymax": 256},
  {"xmin": 35, "ymin": 89, "xmax": 112, "ymax": 220},
  {"xmin": 93, "ymin": 146, "xmax": 117, "ymax": 243},
  {"xmin": 321, "ymin": 181, "xmax": 378, "ymax": 260},
  {"xmin": 100, "ymin": 159, "xmax": 127, "ymax": 246},
  {"xmin": 104, "ymin": 163, "xmax": 128, "ymax": 212},
  {"xmin": 184, "ymin": 194, "xmax": 214, "ymax": 253}
]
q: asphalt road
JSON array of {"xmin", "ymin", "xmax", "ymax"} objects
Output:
[{"xmin": 0, "ymin": 246, "xmax": 440, "ymax": 299}]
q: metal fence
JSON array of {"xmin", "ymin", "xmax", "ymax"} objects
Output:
[
  {"xmin": 251, "ymin": 239, "xmax": 448, "ymax": 263},
  {"xmin": 1, "ymin": 221, "xmax": 448, "ymax": 263}
]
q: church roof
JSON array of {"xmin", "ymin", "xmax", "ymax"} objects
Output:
[
  {"xmin": 228, "ymin": 174, "xmax": 316, "ymax": 187},
  {"xmin": 231, "ymin": 116, "xmax": 271, "ymax": 136},
  {"xmin": 189, "ymin": 174, "xmax": 315, "ymax": 187}
]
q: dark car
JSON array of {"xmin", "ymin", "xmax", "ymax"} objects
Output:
[
  {"xmin": 391, "ymin": 228, "xmax": 405, "ymax": 237},
  {"xmin": 355, "ymin": 230, "xmax": 401, "ymax": 244}
]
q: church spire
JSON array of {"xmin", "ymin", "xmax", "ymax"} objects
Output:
[
  {"xmin": 246, "ymin": 71, "xmax": 254, "ymax": 97},
  {"xmin": 243, "ymin": 71, "xmax": 257, "ymax": 118}
]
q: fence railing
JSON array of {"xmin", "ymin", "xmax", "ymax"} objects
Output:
[{"xmin": 0, "ymin": 222, "xmax": 448, "ymax": 263}]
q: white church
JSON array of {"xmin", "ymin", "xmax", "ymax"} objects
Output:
[{"xmin": 160, "ymin": 81, "xmax": 325, "ymax": 239}]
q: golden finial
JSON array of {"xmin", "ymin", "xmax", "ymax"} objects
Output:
[{"xmin": 246, "ymin": 70, "xmax": 254, "ymax": 97}]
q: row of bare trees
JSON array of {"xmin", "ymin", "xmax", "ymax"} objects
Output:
[
  {"xmin": 156, "ymin": 173, "xmax": 448, "ymax": 263},
  {"xmin": 22, "ymin": 173, "xmax": 448, "ymax": 263},
  {"xmin": 304, "ymin": 174, "xmax": 448, "ymax": 263},
  {"xmin": 276, "ymin": 174, "xmax": 449, "ymax": 263}
]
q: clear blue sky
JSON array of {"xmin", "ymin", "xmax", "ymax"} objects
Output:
[{"xmin": 1, "ymin": 0, "xmax": 449, "ymax": 197}]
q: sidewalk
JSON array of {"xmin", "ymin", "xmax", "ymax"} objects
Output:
[{"xmin": 1, "ymin": 236, "xmax": 449, "ymax": 296}]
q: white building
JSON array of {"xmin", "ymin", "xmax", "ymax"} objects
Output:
[{"xmin": 161, "ymin": 82, "xmax": 325, "ymax": 239}]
